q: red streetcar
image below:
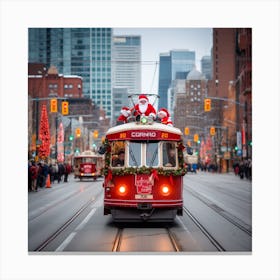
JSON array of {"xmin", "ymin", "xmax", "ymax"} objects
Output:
[
  {"xmin": 73, "ymin": 151, "xmax": 104, "ymax": 181},
  {"xmin": 102, "ymin": 115, "xmax": 187, "ymax": 222}
]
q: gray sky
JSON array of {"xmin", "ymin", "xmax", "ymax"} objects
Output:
[{"xmin": 113, "ymin": 28, "xmax": 213, "ymax": 94}]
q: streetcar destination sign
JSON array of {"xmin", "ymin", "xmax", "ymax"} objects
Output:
[{"xmin": 107, "ymin": 130, "xmax": 181, "ymax": 141}]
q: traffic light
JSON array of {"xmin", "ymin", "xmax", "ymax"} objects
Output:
[
  {"xmin": 194, "ymin": 134, "xmax": 199, "ymax": 142},
  {"xmin": 204, "ymin": 98, "xmax": 211, "ymax": 112},
  {"xmin": 234, "ymin": 146, "xmax": 238, "ymax": 151},
  {"xmin": 75, "ymin": 128, "xmax": 81, "ymax": 137},
  {"xmin": 61, "ymin": 101, "xmax": 69, "ymax": 115},
  {"xmin": 69, "ymin": 135, "xmax": 74, "ymax": 141},
  {"xmin": 50, "ymin": 99, "xmax": 57, "ymax": 113},
  {"xmin": 184, "ymin": 127, "xmax": 190, "ymax": 135},
  {"xmin": 210, "ymin": 126, "xmax": 216, "ymax": 136},
  {"xmin": 93, "ymin": 130, "xmax": 99, "ymax": 139}
]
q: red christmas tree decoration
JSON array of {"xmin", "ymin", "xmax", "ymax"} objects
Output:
[{"xmin": 38, "ymin": 105, "xmax": 50, "ymax": 158}]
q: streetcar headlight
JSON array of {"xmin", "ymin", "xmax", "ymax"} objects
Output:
[
  {"xmin": 81, "ymin": 173, "xmax": 84, "ymax": 176},
  {"xmin": 141, "ymin": 116, "xmax": 148, "ymax": 124},
  {"xmin": 161, "ymin": 185, "xmax": 170, "ymax": 196},
  {"xmin": 118, "ymin": 185, "xmax": 127, "ymax": 195}
]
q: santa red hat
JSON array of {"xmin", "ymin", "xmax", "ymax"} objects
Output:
[
  {"xmin": 138, "ymin": 94, "xmax": 148, "ymax": 102},
  {"xmin": 120, "ymin": 106, "xmax": 131, "ymax": 117},
  {"xmin": 158, "ymin": 108, "xmax": 170, "ymax": 118}
]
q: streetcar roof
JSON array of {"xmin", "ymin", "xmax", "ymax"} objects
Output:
[{"xmin": 106, "ymin": 122, "xmax": 182, "ymax": 141}]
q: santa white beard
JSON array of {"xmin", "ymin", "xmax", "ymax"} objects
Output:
[{"xmin": 139, "ymin": 102, "xmax": 148, "ymax": 114}]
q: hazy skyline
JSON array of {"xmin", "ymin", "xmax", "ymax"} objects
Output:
[{"xmin": 113, "ymin": 28, "xmax": 213, "ymax": 94}]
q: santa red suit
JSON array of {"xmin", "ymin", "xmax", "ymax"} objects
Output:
[
  {"xmin": 133, "ymin": 94, "xmax": 156, "ymax": 119},
  {"xmin": 157, "ymin": 108, "xmax": 173, "ymax": 126},
  {"xmin": 117, "ymin": 106, "xmax": 131, "ymax": 123}
]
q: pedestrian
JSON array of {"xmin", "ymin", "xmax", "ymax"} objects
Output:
[
  {"xmin": 36, "ymin": 162, "xmax": 43, "ymax": 189},
  {"xmin": 41, "ymin": 162, "xmax": 49, "ymax": 188},
  {"xmin": 28, "ymin": 161, "xmax": 32, "ymax": 192},
  {"xmin": 64, "ymin": 162, "xmax": 71, "ymax": 182},
  {"xmin": 30, "ymin": 161, "xmax": 38, "ymax": 192},
  {"xmin": 58, "ymin": 163, "xmax": 65, "ymax": 183},
  {"xmin": 239, "ymin": 161, "xmax": 245, "ymax": 179}
]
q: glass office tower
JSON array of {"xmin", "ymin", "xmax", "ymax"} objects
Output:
[
  {"xmin": 28, "ymin": 28, "xmax": 113, "ymax": 118},
  {"xmin": 158, "ymin": 50, "xmax": 195, "ymax": 109}
]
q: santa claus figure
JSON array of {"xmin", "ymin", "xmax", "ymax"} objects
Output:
[
  {"xmin": 117, "ymin": 106, "xmax": 132, "ymax": 124},
  {"xmin": 157, "ymin": 108, "xmax": 173, "ymax": 126},
  {"xmin": 133, "ymin": 94, "xmax": 156, "ymax": 119}
]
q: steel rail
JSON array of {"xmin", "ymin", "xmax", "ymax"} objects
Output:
[
  {"xmin": 34, "ymin": 196, "xmax": 99, "ymax": 252},
  {"xmin": 183, "ymin": 206, "xmax": 226, "ymax": 252},
  {"xmin": 166, "ymin": 228, "xmax": 181, "ymax": 252},
  {"xmin": 112, "ymin": 228, "xmax": 123, "ymax": 252},
  {"xmin": 185, "ymin": 186, "xmax": 252, "ymax": 236}
]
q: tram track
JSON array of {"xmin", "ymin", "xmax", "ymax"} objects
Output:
[
  {"xmin": 184, "ymin": 185, "xmax": 252, "ymax": 236},
  {"xmin": 34, "ymin": 192, "xmax": 102, "ymax": 252},
  {"xmin": 183, "ymin": 206, "xmax": 226, "ymax": 252},
  {"xmin": 111, "ymin": 226, "xmax": 181, "ymax": 252},
  {"xmin": 29, "ymin": 183, "xmax": 98, "ymax": 222}
]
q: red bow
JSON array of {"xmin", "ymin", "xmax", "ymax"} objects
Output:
[{"xmin": 105, "ymin": 169, "xmax": 112, "ymax": 186}]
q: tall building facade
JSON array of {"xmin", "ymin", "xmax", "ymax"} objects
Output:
[
  {"xmin": 28, "ymin": 28, "xmax": 113, "ymax": 118},
  {"xmin": 158, "ymin": 50, "xmax": 195, "ymax": 109},
  {"xmin": 201, "ymin": 55, "xmax": 212, "ymax": 80},
  {"xmin": 112, "ymin": 35, "xmax": 141, "ymax": 120},
  {"xmin": 173, "ymin": 69, "xmax": 207, "ymax": 141},
  {"xmin": 208, "ymin": 28, "xmax": 252, "ymax": 171},
  {"xmin": 158, "ymin": 53, "xmax": 171, "ymax": 109}
]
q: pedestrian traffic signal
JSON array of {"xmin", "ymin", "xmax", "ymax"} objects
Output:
[
  {"xmin": 75, "ymin": 128, "xmax": 81, "ymax": 137},
  {"xmin": 61, "ymin": 101, "xmax": 69, "ymax": 115},
  {"xmin": 184, "ymin": 127, "xmax": 190, "ymax": 135},
  {"xmin": 50, "ymin": 99, "xmax": 58, "ymax": 113},
  {"xmin": 210, "ymin": 126, "xmax": 216, "ymax": 136},
  {"xmin": 194, "ymin": 134, "xmax": 199, "ymax": 142},
  {"xmin": 204, "ymin": 98, "xmax": 211, "ymax": 112}
]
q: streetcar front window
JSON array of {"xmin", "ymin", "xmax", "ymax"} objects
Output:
[
  {"xmin": 128, "ymin": 142, "xmax": 141, "ymax": 167},
  {"xmin": 111, "ymin": 141, "xmax": 126, "ymax": 167},
  {"xmin": 146, "ymin": 142, "xmax": 159, "ymax": 167},
  {"xmin": 162, "ymin": 142, "xmax": 177, "ymax": 168}
]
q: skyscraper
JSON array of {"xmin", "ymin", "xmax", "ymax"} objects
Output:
[
  {"xmin": 158, "ymin": 50, "xmax": 195, "ymax": 109},
  {"xmin": 112, "ymin": 35, "xmax": 141, "ymax": 120},
  {"xmin": 28, "ymin": 28, "xmax": 113, "ymax": 118},
  {"xmin": 158, "ymin": 53, "xmax": 171, "ymax": 109},
  {"xmin": 201, "ymin": 55, "xmax": 212, "ymax": 80}
]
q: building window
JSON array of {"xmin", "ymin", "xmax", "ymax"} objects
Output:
[
  {"xmin": 69, "ymin": 84, "xmax": 73, "ymax": 88},
  {"xmin": 64, "ymin": 84, "xmax": 68, "ymax": 89}
]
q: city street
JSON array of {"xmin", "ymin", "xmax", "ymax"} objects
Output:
[{"xmin": 28, "ymin": 172, "xmax": 252, "ymax": 253}]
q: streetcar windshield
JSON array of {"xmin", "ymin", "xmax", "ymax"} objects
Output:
[
  {"xmin": 128, "ymin": 142, "xmax": 141, "ymax": 167},
  {"xmin": 146, "ymin": 142, "xmax": 159, "ymax": 167}
]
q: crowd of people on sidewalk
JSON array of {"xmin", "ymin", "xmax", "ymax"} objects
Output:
[
  {"xmin": 28, "ymin": 160, "xmax": 72, "ymax": 192},
  {"xmin": 186, "ymin": 159, "xmax": 252, "ymax": 180},
  {"xmin": 233, "ymin": 159, "xmax": 252, "ymax": 180}
]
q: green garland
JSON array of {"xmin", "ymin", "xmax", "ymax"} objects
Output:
[{"xmin": 101, "ymin": 139, "xmax": 187, "ymax": 177}]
